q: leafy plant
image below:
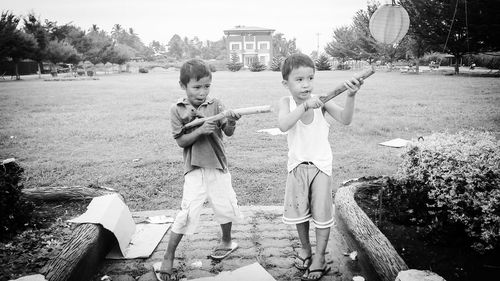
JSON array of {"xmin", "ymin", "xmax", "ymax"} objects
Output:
[
  {"xmin": 394, "ymin": 130, "xmax": 500, "ymax": 253},
  {"xmin": 315, "ymin": 54, "xmax": 331, "ymax": 71},
  {"xmin": 0, "ymin": 160, "xmax": 34, "ymax": 241},
  {"xmin": 226, "ymin": 52, "xmax": 243, "ymax": 72}
]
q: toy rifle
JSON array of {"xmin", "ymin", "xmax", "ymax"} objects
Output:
[
  {"xmin": 318, "ymin": 66, "xmax": 375, "ymax": 104},
  {"xmin": 180, "ymin": 105, "xmax": 272, "ymax": 134}
]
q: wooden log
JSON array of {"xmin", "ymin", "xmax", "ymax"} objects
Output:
[
  {"xmin": 22, "ymin": 186, "xmax": 116, "ymax": 201},
  {"xmin": 335, "ymin": 177, "xmax": 408, "ymax": 281},
  {"xmin": 41, "ymin": 223, "xmax": 115, "ymax": 281}
]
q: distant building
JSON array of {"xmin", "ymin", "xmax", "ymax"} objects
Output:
[{"xmin": 223, "ymin": 25, "xmax": 275, "ymax": 68}]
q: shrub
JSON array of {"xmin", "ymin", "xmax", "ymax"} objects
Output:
[
  {"xmin": 315, "ymin": 54, "xmax": 331, "ymax": 71},
  {"xmin": 208, "ymin": 64, "xmax": 217, "ymax": 72},
  {"xmin": 421, "ymin": 52, "xmax": 450, "ymax": 66},
  {"xmin": 138, "ymin": 67, "xmax": 149, "ymax": 73},
  {"xmin": 0, "ymin": 159, "xmax": 34, "ymax": 240},
  {"xmin": 249, "ymin": 60, "xmax": 266, "ymax": 72},
  {"xmin": 270, "ymin": 56, "xmax": 284, "ymax": 71},
  {"xmin": 394, "ymin": 130, "xmax": 500, "ymax": 253},
  {"xmin": 336, "ymin": 63, "xmax": 351, "ymax": 70},
  {"xmin": 227, "ymin": 52, "xmax": 243, "ymax": 72}
]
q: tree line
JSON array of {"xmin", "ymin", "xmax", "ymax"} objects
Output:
[
  {"xmin": 325, "ymin": 0, "xmax": 500, "ymax": 74},
  {"xmin": 0, "ymin": 10, "xmax": 298, "ymax": 79}
]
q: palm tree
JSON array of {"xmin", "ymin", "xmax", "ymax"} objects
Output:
[{"xmin": 111, "ymin": 24, "xmax": 122, "ymax": 39}]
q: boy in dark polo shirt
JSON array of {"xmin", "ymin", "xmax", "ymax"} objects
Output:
[{"xmin": 155, "ymin": 59, "xmax": 243, "ymax": 281}]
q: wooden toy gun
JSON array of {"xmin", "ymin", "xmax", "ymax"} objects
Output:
[{"xmin": 180, "ymin": 105, "xmax": 272, "ymax": 134}]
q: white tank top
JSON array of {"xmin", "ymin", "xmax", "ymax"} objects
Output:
[{"xmin": 287, "ymin": 96, "xmax": 332, "ymax": 176}]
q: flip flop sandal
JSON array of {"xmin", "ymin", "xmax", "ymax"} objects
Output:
[
  {"xmin": 152, "ymin": 262, "xmax": 178, "ymax": 281},
  {"xmin": 209, "ymin": 241, "xmax": 239, "ymax": 260},
  {"xmin": 301, "ymin": 265, "xmax": 331, "ymax": 281},
  {"xmin": 294, "ymin": 254, "xmax": 312, "ymax": 270}
]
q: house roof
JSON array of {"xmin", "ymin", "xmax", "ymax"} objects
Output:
[{"xmin": 223, "ymin": 25, "xmax": 275, "ymax": 35}]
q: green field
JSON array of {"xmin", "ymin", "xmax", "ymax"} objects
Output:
[{"xmin": 1, "ymin": 69, "xmax": 499, "ymax": 210}]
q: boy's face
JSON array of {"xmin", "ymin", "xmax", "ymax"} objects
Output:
[
  {"xmin": 181, "ymin": 76, "xmax": 212, "ymax": 107},
  {"xmin": 282, "ymin": 66, "xmax": 315, "ymax": 101}
]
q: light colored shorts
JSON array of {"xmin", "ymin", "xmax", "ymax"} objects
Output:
[
  {"xmin": 171, "ymin": 168, "xmax": 243, "ymax": 235},
  {"xmin": 282, "ymin": 163, "xmax": 335, "ymax": 228}
]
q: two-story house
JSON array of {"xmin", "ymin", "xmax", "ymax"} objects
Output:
[{"xmin": 223, "ymin": 26, "xmax": 275, "ymax": 68}]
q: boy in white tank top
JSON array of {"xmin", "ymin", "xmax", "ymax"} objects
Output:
[{"xmin": 277, "ymin": 53, "xmax": 363, "ymax": 281}]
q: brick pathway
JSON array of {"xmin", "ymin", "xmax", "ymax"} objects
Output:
[{"xmin": 97, "ymin": 206, "xmax": 376, "ymax": 281}]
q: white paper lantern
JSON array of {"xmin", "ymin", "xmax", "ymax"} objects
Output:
[{"xmin": 369, "ymin": 3, "xmax": 410, "ymax": 45}]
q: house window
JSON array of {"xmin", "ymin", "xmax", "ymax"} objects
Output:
[
  {"xmin": 245, "ymin": 43, "xmax": 254, "ymax": 50},
  {"xmin": 259, "ymin": 43, "xmax": 268, "ymax": 50},
  {"xmin": 231, "ymin": 43, "xmax": 240, "ymax": 50}
]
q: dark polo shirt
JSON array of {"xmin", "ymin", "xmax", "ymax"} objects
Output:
[{"xmin": 170, "ymin": 96, "xmax": 229, "ymax": 175}]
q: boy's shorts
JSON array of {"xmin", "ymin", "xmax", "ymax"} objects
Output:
[
  {"xmin": 282, "ymin": 163, "xmax": 335, "ymax": 228},
  {"xmin": 171, "ymin": 168, "xmax": 243, "ymax": 235}
]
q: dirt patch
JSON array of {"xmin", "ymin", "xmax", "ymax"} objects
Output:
[
  {"xmin": 0, "ymin": 201, "xmax": 87, "ymax": 280},
  {"xmin": 354, "ymin": 182, "xmax": 500, "ymax": 281}
]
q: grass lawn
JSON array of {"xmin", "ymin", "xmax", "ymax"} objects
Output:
[{"xmin": 1, "ymin": 69, "xmax": 499, "ymax": 211}]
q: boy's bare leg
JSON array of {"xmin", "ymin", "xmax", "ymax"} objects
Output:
[
  {"xmin": 304, "ymin": 227, "xmax": 330, "ymax": 279},
  {"xmin": 296, "ymin": 221, "xmax": 313, "ymax": 258},
  {"xmin": 219, "ymin": 222, "xmax": 232, "ymax": 247},
  {"xmin": 160, "ymin": 232, "xmax": 183, "ymax": 279}
]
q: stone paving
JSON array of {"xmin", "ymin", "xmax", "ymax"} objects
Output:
[{"xmin": 97, "ymin": 206, "xmax": 377, "ymax": 281}]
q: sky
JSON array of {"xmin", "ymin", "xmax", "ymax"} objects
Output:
[{"xmin": 6, "ymin": 0, "xmax": 375, "ymax": 55}]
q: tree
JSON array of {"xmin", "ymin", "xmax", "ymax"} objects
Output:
[
  {"xmin": 45, "ymin": 40, "xmax": 80, "ymax": 73},
  {"xmin": 270, "ymin": 56, "xmax": 284, "ymax": 71},
  {"xmin": 351, "ymin": 2, "xmax": 381, "ymax": 63},
  {"xmin": 273, "ymin": 33, "xmax": 297, "ymax": 58},
  {"xmin": 0, "ymin": 11, "xmax": 38, "ymax": 80},
  {"xmin": 325, "ymin": 26, "xmax": 358, "ymax": 63},
  {"xmin": 23, "ymin": 13, "xmax": 50, "ymax": 77},
  {"xmin": 85, "ymin": 26, "xmax": 113, "ymax": 64},
  {"xmin": 200, "ymin": 37, "xmax": 226, "ymax": 60},
  {"xmin": 101, "ymin": 43, "xmax": 134, "ymax": 66},
  {"xmin": 227, "ymin": 52, "xmax": 243, "ymax": 71},
  {"xmin": 315, "ymin": 53, "xmax": 331, "ymax": 71},
  {"xmin": 167, "ymin": 34, "xmax": 185, "ymax": 59},
  {"xmin": 400, "ymin": 0, "xmax": 500, "ymax": 74}
]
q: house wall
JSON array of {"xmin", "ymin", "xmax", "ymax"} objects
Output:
[{"xmin": 226, "ymin": 32, "xmax": 273, "ymax": 68}]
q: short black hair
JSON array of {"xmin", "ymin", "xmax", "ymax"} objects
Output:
[
  {"xmin": 179, "ymin": 59, "xmax": 212, "ymax": 86},
  {"xmin": 281, "ymin": 53, "xmax": 315, "ymax": 80}
]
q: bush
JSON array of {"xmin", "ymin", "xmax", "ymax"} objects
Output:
[
  {"xmin": 138, "ymin": 67, "xmax": 149, "ymax": 73},
  {"xmin": 336, "ymin": 63, "xmax": 351, "ymax": 70},
  {"xmin": 393, "ymin": 130, "xmax": 500, "ymax": 253},
  {"xmin": 421, "ymin": 52, "xmax": 450, "ymax": 66},
  {"xmin": 208, "ymin": 64, "xmax": 217, "ymax": 72},
  {"xmin": 0, "ymin": 159, "xmax": 33, "ymax": 240},
  {"xmin": 227, "ymin": 53, "xmax": 243, "ymax": 72},
  {"xmin": 249, "ymin": 60, "xmax": 266, "ymax": 72}
]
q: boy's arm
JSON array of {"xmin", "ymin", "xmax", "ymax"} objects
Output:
[
  {"xmin": 323, "ymin": 78, "xmax": 362, "ymax": 125},
  {"xmin": 221, "ymin": 110, "xmax": 240, "ymax": 136},
  {"xmin": 171, "ymin": 104, "xmax": 216, "ymax": 148},
  {"xmin": 278, "ymin": 96, "xmax": 323, "ymax": 132},
  {"xmin": 175, "ymin": 121, "xmax": 217, "ymax": 147}
]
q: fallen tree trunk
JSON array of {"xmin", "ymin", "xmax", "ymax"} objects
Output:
[
  {"xmin": 335, "ymin": 177, "xmax": 408, "ymax": 281},
  {"xmin": 41, "ymin": 223, "xmax": 115, "ymax": 281},
  {"xmin": 22, "ymin": 185, "xmax": 116, "ymax": 201}
]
